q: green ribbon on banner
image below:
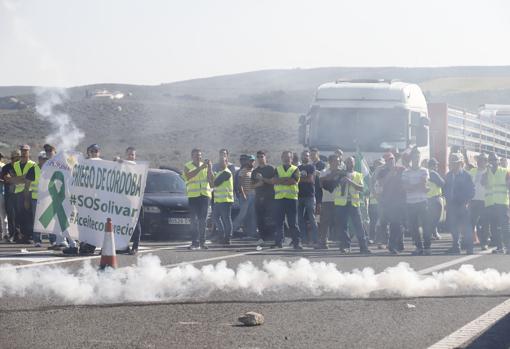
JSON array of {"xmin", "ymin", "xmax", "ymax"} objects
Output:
[{"xmin": 39, "ymin": 171, "xmax": 69, "ymax": 231}]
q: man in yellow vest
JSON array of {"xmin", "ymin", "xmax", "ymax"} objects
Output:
[
  {"xmin": 213, "ymin": 157, "xmax": 234, "ymax": 245},
  {"xmin": 184, "ymin": 148, "xmax": 213, "ymax": 250},
  {"xmin": 271, "ymin": 150, "xmax": 302, "ymax": 249},
  {"xmin": 334, "ymin": 156, "xmax": 371, "ymax": 254},
  {"xmin": 10, "ymin": 144, "xmax": 36, "ymax": 243},
  {"xmin": 482, "ymin": 152, "xmax": 510, "ymax": 254},
  {"xmin": 23, "ymin": 152, "xmax": 48, "ymax": 247}
]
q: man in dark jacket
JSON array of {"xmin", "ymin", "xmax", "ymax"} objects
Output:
[{"xmin": 444, "ymin": 153, "xmax": 476, "ymax": 254}]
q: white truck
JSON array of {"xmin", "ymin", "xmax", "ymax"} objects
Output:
[{"xmin": 299, "ymin": 79, "xmax": 430, "ymax": 164}]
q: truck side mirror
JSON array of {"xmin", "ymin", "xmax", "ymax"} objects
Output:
[{"xmin": 416, "ymin": 126, "xmax": 428, "ymax": 147}]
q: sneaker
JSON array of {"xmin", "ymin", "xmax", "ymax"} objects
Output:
[
  {"xmin": 187, "ymin": 245, "xmax": 200, "ymax": 250},
  {"xmin": 423, "ymin": 248, "xmax": 432, "ymax": 256},
  {"xmin": 339, "ymin": 247, "xmax": 351, "ymax": 254},
  {"xmin": 293, "ymin": 244, "xmax": 304, "ymax": 250},
  {"xmin": 128, "ymin": 248, "xmax": 138, "ymax": 255},
  {"xmin": 389, "ymin": 248, "xmax": 399, "ymax": 255},
  {"xmin": 377, "ymin": 244, "xmax": 384, "ymax": 250},
  {"xmin": 411, "ymin": 248, "xmax": 424, "ymax": 256},
  {"xmin": 200, "ymin": 244, "xmax": 209, "ymax": 250},
  {"xmin": 62, "ymin": 247, "xmax": 79, "ymax": 255},
  {"xmin": 432, "ymin": 232, "xmax": 442, "ymax": 240},
  {"xmin": 34, "ymin": 242, "xmax": 42, "ymax": 248},
  {"xmin": 492, "ymin": 248, "xmax": 505, "ymax": 254}
]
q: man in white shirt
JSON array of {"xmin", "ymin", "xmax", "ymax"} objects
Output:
[
  {"xmin": 468, "ymin": 153, "xmax": 489, "ymax": 250},
  {"xmin": 402, "ymin": 148, "xmax": 430, "ymax": 255}
]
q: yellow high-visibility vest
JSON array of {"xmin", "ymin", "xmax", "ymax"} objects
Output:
[
  {"xmin": 334, "ymin": 171, "xmax": 364, "ymax": 207},
  {"xmin": 427, "ymin": 180, "xmax": 442, "ymax": 198},
  {"xmin": 30, "ymin": 164, "xmax": 41, "ymax": 200},
  {"xmin": 184, "ymin": 161, "xmax": 211, "ymax": 198},
  {"xmin": 214, "ymin": 168, "xmax": 233, "ymax": 203},
  {"xmin": 485, "ymin": 168, "xmax": 509, "ymax": 207},
  {"xmin": 274, "ymin": 165, "xmax": 299, "ymax": 200},
  {"xmin": 13, "ymin": 160, "xmax": 35, "ymax": 194}
]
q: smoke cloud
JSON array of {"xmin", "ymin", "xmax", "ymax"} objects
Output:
[
  {"xmin": 1, "ymin": 256, "xmax": 510, "ymax": 305},
  {"xmin": 35, "ymin": 87, "xmax": 84, "ymax": 151}
]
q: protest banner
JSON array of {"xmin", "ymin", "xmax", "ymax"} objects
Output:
[{"xmin": 34, "ymin": 152, "xmax": 148, "ymax": 249}]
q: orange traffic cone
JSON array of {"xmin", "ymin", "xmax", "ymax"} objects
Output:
[{"xmin": 99, "ymin": 218, "xmax": 118, "ymax": 270}]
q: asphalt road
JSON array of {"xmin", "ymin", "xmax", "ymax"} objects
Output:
[{"xmin": 1, "ymin": 237, "xmax": 510, "ymax": 349}]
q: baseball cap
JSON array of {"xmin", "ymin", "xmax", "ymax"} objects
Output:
[
  {"xmin": 10, "ymin": 150, "xmax": 21, "ymax": 158},
  {"xmin": 43, "ymin": 143, "xmax": 55, "ymax": 151},
  {"xmin": 240, "ymin": 154, "xmax": 249, "ymax": 160},
  {"xmin": 383, "ymin": 152, "xmax": 395, "ymax": 160},
  {"xmin": 19, "ymin": 144, "xmax": 30, "ymax": 150},
  {"xmin": 247, "ymin": 155, "xmax": 255, "ymax": 161},
  {"xmin": 87, "ymin": 144, "xmax": 101, "ymax": 152},
  {"xmin": 38, "ymin": 151, "xmax": 48, "ymax": 160},
  {"xmin": 449, "ymin": 153, "xmax": 463, "ymax": 163}
]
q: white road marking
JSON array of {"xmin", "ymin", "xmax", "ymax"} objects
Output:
[
  {"xmin": 417, "ymin": 249, "xmax": 494, "ymax": 275},
  {"xmin": 428, "ymin": 299, "xmax": 510, "ymax": 349},
  {"xmin": 1, "ymin": 244, "xmax": 190, "ymax": 269},
  {"xmin": 162, "ymin": 250, "xmax": 263, "ymax": 268}
]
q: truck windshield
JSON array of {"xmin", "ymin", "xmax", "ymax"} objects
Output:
[{"xmin": 310, "ymin": 108, "xmax": 408, "ymax": 151}]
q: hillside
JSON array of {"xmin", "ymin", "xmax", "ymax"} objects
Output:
[
  {"xmin": 0, "ymin": 97, "xmax": 299, "ymax": 167},
  {"xmin": 1, "ymin": 66, "xmax": 510, "ymax": 167}
]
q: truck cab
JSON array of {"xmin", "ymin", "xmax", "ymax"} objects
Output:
[{"xmin": 299, "ymin": 79, "xmax": 430, "ymax": 163}]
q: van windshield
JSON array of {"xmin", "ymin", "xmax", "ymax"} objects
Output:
[{"xmin": 309, "ymin": 108, "xmax": 408, "ymax": 151}]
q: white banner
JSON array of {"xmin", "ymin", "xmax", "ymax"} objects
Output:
[{"xmin": 34, "ymin": 152, "xmax": 148, "ymax": 249}]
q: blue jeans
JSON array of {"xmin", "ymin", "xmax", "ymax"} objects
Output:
[
  {"xmin": 30, "ymin": 199, "xmax": 41, "ymax": 243},
  {"xmin": 189, "ymin": 196, "xmax": 210, "ymax": 246},
  {"xmin": 274, "ymin": 198, "xmax": 300, "ymax": 245},
  {"xmin": 446, "ymin": 204, "xmax": 472, "ymax": 252},
  {"xmin": 298, "ymin": 197, "xmax": 318, "ymax": 243},
  {"xmin": 131, "ymin": 216, "xmax": 142, "ymax": 250},
  {"xmin": 486, "ymin": 204, "xmax": 510, "ymax": 250},
  {"xmin": 214, "ymin": 202, "xmax": 233, "ymax": 240},
  {"xmin": 335, "ymin": 203, "xmax": 368, "ymax": 250},
  {"xmin": 233, "ymin": 192, "xmax": 257, "ymax": 237}
]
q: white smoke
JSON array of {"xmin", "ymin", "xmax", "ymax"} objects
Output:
[
  {"xmin": 1, "ymin": 256, "xmax": 510, "ymax": 305},
  {"xmin": 35, "ymin": 87, "xmax": 84, "ymax": 151}
]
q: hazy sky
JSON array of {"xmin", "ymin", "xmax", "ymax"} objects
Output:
[{"xmin": 1, "ymin": 0, "xmax": 509, "ymax": 86}]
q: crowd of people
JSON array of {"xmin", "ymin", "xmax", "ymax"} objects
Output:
[
  {"xmin": 2, "ymin": 142, "xmax": 509, "ymax": 257},
  {"xmin": 186, "ymin": 146, "xmax": 510, "ymax": 255}
]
